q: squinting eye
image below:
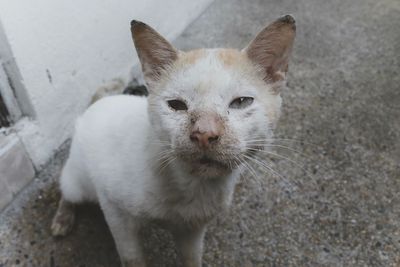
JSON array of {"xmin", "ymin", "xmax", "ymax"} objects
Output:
[
  {"xmin": 229, "ymin": 97, "xmax": 254, "ymax": 109},
  {"xmin": 167, "ymin": 99, "xmax": 188, "ymax": 111}
]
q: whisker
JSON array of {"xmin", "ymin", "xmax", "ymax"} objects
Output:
[
  {"xmin": 243, "ymin": 154, "xmax": 291, "ymax": 187},
  {"xmin": 247, "ymin": 148, "xmax": 317, "ymax": 185},
  {"xmin": 264, "ymin": 144, "xmax": 330, "ymax": 174},
  {"xmin": 147, "ymin": 148, "xmax": 175, "ymax": 171},
  {"xmin": 262, "ymin": 144, "xmax": 309, "ymax": 156},
  {"xmin": 155, "ymin": 149, "xmax": 174, "ymax": 157},
  {"xmin": 245, "ymin": 142, "xmax": 312, "ymax": 158},
  {"xmin": 233, "ymin": 156, "xmax": 247, "ymax": 184},
  {"xmin": 157, "ymin": 156, "xmax": 176, "ymax": 175},
  {"xmin": 244, "ymin": 139, "xmax": 329, "ymax": 174},
  {"xmin": 149, "ymin": 142, "xmax": 172, "ymax": 147},
  {"xmin": 245, "ymin": 138, "xmax": 320, "ymax": 148},
  {"xmin": 238, "ymin": 156, "xmax": 261, "ymax": 188},
  {"xmin": 152, "ymin": 150, "xmax": 174, "ymax": 163}
]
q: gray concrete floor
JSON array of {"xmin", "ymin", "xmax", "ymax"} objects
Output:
[{"xmin": 1, "ymin": 0, "xmax": 400, "ymax": 266}]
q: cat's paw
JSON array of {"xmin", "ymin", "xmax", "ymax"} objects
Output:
[
  {"xmin": 122, "ymin": 258, "xmax": 147, "ymax": 267},
  {"xmin": 51, "ymin": 200, "xmax": 76, "ymax": 237}
]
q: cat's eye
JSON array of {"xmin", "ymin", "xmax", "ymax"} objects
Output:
[
  {"xmin": 229, "ymin": 97, "xmax": 254, "ymax": 109},
  {"xmin": 167, "ymin": 99, "xmax": 188, "ymax": 111}
]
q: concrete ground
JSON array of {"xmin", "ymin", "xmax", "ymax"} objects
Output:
[{"xmin": 1, "ymin": 0, "xmax": 400, "ymax": 266}]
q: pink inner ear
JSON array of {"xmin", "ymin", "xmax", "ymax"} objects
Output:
[{"xmin": 245, "ymin": 16, "xmax": 296, "ymax": 83}]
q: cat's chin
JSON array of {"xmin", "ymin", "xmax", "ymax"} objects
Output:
[
  {"xmin": 179, "ymin": 155, "xmax": 234, "ymax": 179},
  {"xmin": 198, "ymin": 156, "xmax": 229, "ymax": 169}
]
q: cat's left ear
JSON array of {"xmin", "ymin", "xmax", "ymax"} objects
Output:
[
  {"xmin": 130, "ymin": 20, "xmax": 178, "ymax": 85},
  {"xmin": 244, "ymin": 15, "xmax": 296, "ymax": 85}
]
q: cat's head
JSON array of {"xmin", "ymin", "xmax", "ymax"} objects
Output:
[{"xmin": 131, "ymin": 16, "xmax": 296, "ymax": 179}]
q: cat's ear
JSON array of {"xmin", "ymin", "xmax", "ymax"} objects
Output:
[
  {"xmin": 130, "ymin": 20, "xmax": 178, "ymax": 84},
  {"xmin": 244, "ymin": 15, "xmax": 296, "ymax": 84}
]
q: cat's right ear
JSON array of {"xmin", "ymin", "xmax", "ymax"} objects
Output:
[
  {"xmin": 130, "ymin": 20, "xmax": 178, "ymax": 85},
  {"xmin": 244, "ymin": 15, "xmax": 296, "ymax": 85}
]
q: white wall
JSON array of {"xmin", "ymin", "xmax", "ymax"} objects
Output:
[{"xmin": 0, "ymin": 0, "xmax": 213, "ymax": 168}]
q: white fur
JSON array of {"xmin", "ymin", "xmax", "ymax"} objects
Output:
[
  {"xmin": 61, "ymin": 95, "xmax": 151, "ymax": 205},
  {"xmin": 58, "ymin": 49, "xmax": 283, "ymax": 267}
]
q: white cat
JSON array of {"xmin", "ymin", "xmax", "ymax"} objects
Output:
[{"xmin": 51, "ymin": 15, "xmax": 296, "ymax": 267}]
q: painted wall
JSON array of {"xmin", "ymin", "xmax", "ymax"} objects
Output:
[{"xmin": 0, "ymin": 0, "xmax": 213, "ymax": 168}]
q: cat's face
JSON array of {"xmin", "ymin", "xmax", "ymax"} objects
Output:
[
  {"xmin": 131, "ymin": 17, "xmax": 296, "ymax": 178},
  {"xmin": 147, "ymin": 49, "xmax": 281, "ymax": 178}
]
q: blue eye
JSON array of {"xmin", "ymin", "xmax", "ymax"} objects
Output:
[
  {"xmin": 167, "ymin": 99, "xmax": 188, "ymax": 111},
  {"xmin": 229, "ymin": 97, "xmax": 254, "ymax": 109}
]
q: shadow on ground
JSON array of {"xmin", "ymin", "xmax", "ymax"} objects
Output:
[{"xmin": 1, "ymin": 0, "xmax": 400, "ymax": 266}]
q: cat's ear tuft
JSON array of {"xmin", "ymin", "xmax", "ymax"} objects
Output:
[
  {"xmin": 244, "ymin": 15, "xmax": 296, "ymax": 84},
  {"xmin": 130, "ymin": 20, "xmax": 178, "ymax": 84}
]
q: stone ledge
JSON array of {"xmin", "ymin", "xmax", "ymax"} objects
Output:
[{"xmin": 0, "ymin": 133, "xmax": 35, "ymax": 211}]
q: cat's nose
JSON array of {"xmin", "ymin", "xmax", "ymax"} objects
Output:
[
  {"xmin": 190, "ymin": 131, "xmax": 220, "ymax": 149},
  {"xmin": 190, "ymin": 115, "xmax": 223, "ymax": 149}
]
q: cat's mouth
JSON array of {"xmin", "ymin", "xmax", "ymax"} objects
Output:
[{"xmin": 197, "ymin": 156, "xmax": 229, "ymax": 169}]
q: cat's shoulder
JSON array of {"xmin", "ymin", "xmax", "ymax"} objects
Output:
[
  {"xmin": 77, "ymin": 95, "xmax": 148, "ymax": 132},
  {"xmin": 82, "ymin": 95, "xmax": 147, "ymax": 121},
  {"xmin": 87, "ymin": 95, "xmax": 147, "ymax": 115}
]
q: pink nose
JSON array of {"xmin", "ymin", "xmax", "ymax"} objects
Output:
[
  {"xmin": 190, "ymin": 131, "xmax": 220, "ymax": 148},
  {"xmin": 190, "ymin": 115, "xmax": 223, "ymax": 149}
]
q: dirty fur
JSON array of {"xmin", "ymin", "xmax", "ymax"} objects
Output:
[{"xmin": 52, "ymin": 15, "xmax": 296, "ymax": 267}]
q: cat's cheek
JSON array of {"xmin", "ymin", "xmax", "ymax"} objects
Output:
[
  {"xmin": 228, "ymin": 110, "xmax": 255, "ymax": 132},
  {"xmin": 168, "ymin": 117, "xmax": 193, "ymax": 152}
]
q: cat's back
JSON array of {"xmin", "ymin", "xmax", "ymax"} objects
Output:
[
  {"xmin": 74, "ymin": 95, "xmax": 150, "ymax": 163},
  {"xmin": 78, "ymin": 94, "xmax": 147, "ymax": 133},
  {"xmin": 81, "ymin": 94, "xmax": 147, "ymax": 121}
]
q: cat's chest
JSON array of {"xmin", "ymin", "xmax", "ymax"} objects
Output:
[{"xmin": 153, "ymin": 178, "xmax": 234, "ymax": 224}]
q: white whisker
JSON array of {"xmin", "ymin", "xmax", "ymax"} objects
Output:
[
  {"xmin": 245, "ymin": 138, "xmax": 320, "ymax": 148},
  {"xmin": 243, "ymin": 154, "xmax": 291, "ymax": 187},
  {"xmin": 247, "ymin": 148, "xmax": 317, "ymax": 184},
  {"xmin": 243, "ymin": 157, "xmax": 264, "ymax": 188}
]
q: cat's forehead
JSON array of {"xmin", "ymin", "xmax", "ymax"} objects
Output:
[
  {"xmin": 176, "ymin": 48, "xmax": 252, "ymax": 76},
  {"xmin": 177, "ymin": 49, "xmax": 246, "ymax": 66},
  {"xmin": 167, "ymin": 49, "xmax": 256, "ymax": 96}
]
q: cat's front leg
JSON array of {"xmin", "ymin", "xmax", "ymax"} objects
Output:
[
  {"xmin": 100, "ymin": 200, "xmax": 146, "ymax": 267},
  {"xmin": 172, "ymin": 224, "xmax": 206, "ymax": 267}
]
